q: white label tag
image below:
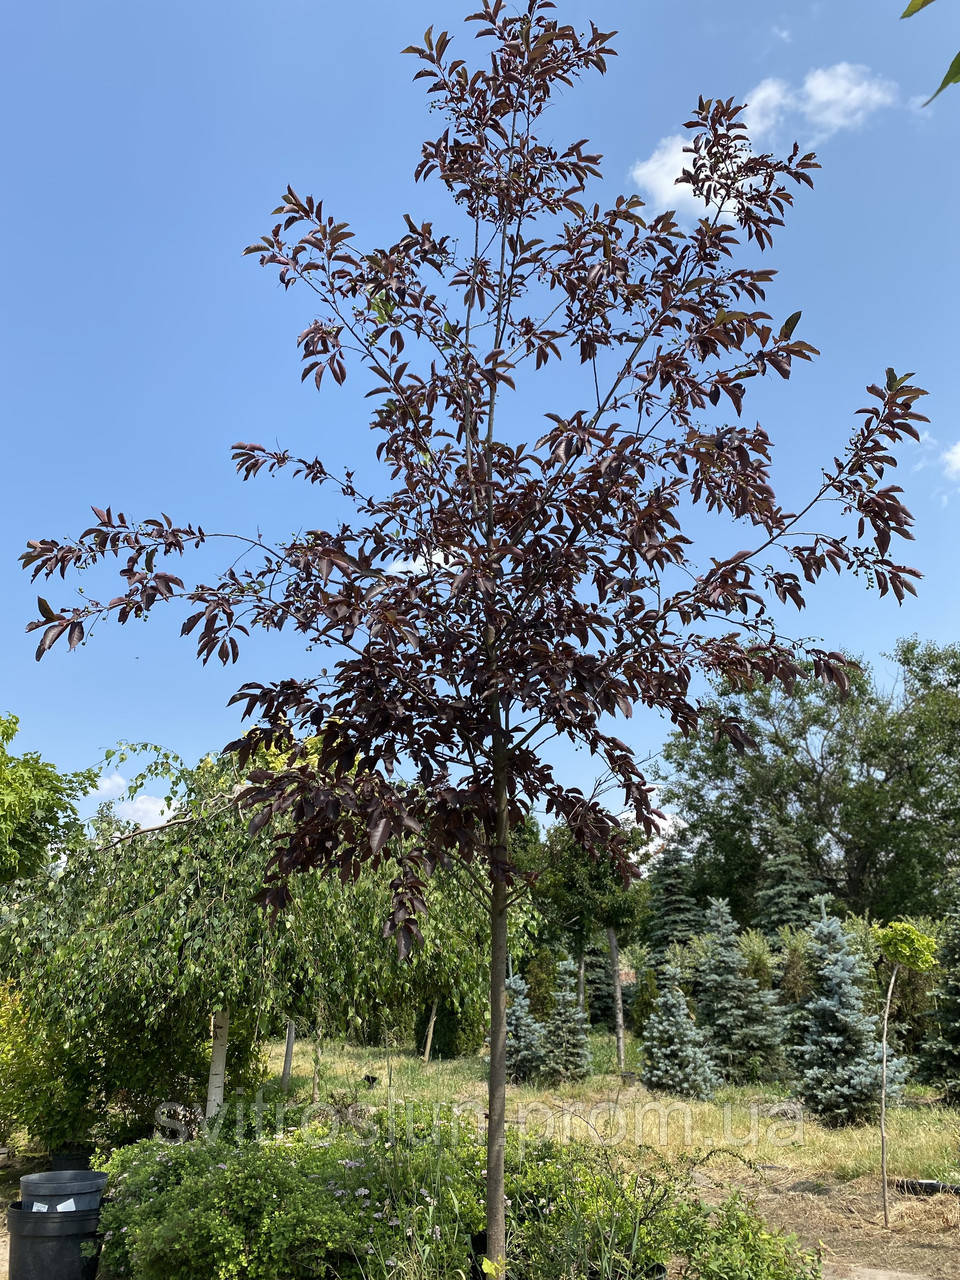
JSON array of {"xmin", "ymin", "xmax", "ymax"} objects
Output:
[
  {"xmin": 31, "ymin": 1203, "xmax": 49, "ymax": 1213},
  {"xmin": 56, "ymin": 1198, "xmax": 77, "ymax": 1212}
]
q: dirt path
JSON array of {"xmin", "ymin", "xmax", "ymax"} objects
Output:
[{"xmin": 703, "ymin": 1166, "xmax": 959, "ymax": 1280}]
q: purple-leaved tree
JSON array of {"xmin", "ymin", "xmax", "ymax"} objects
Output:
[{"xmin": 24, "ymin": 1, "xmax": 925, "ymax": 1263}]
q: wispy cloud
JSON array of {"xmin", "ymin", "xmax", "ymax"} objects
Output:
[
  {"xmin": 942, "ymin": 441, "xmax": 960, "ymax": 480},
  {"xmin": 629, "ymin": 134, "xmax": 705, "ymax": 218},
  {"xmin": 771, "ymin": 25, "xmax": 792, "ymax": 43},
  {"xmin": 115, "ymin": 794, "xmax": 170, "ymax": 828},
  {"xmin": 631, "ymin": 63, "xmax": 898, "ymax": 214},
  {"xmin": 795, "ymin": 63, "xmax": 897, "ymax": 139},
  {"xmin": 92, "ymin": 771, "xmax": 170, "ymax": 829},
  {"xmin": 93, "ymin": 772, "xmax": 127, "ymax": 802},
  {"xmin": 745, "ymin": 64, "xmax": 898, "ymax": 144}
]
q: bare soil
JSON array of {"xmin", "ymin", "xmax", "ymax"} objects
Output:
[{"xmin": 702, "ymin": 1164, "xmax": 959, "ymax": 1280}]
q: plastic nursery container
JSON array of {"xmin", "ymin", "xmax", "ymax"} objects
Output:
[
  {"xmin": 7, "ymin": 1202, "xmax": 101, "ymax": 1280},
  {"xmin": 19, "ymin": 1169, "xmax": 108, "ymax": 1214}
]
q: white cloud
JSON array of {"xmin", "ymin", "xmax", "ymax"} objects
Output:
[
  {"xmin": 942, "ymin": 441, "xmax": 960, "ymax": 480},
  {"xmin": 744, "ymin": 77, "xmax": 794, "ymax": 140},
  {"xmin": 799, "ymin": 63, "xmax": 897, "ymax": 137},
  {"xmin": 745, "ymin": 63, "xmax": 897, "ymax": 144},
  {"xmin": 632, "ymin": 64, "xmax": 897, "ymax": 215},
  {"xmin": 772, "ymin": 25, "xmax": 792, "ymax": 43},
  {"xmin": 115, "ymin": 794, "xmax": 170, "ymax": 828},
  {"xmin": 93, "ymin": 772, "xmax": 127, "ymax": 801},
  {"xmin": 629, "ymin": 134, "xmax": 705, "ymax": 217}
]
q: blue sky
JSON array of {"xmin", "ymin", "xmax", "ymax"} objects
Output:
[{"xmin": 2, "ymin": 0, "xmax": 958, "ymax": 822}]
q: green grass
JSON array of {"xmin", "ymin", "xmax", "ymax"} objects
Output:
[{"xmin": 266, "ymin": 1031, "xmax": 960, "ymax": 1183}]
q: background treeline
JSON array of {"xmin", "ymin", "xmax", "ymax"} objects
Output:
[{"xmin": 0, "ymin": 637, "xmax": 958, "ymax": 1154}]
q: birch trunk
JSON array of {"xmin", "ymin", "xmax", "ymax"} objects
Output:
[
  {"xmin": 205, "ymin": 1008, "xmax": 230, "ymax": 1120},
  {"xmin": 576, "ymin": 949, "xmax": 586, "ymax": 1012},
  {"xmin": 281, "ymin": 1018, "xmax": 296, "ymax": 1093},
  {"xmin": 422, "ymin": 999, "xmax": 439, "ymax": 1065},
  {"xmin": 608, "ymin": 926, "xmax": 626, "ymax": 1073}
]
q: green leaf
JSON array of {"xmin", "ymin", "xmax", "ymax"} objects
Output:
[
  {"xmin": 901, "ymin": 0, "xmax": 938, "ymax": 16},
  {"xmin": 924, "ymin": 48, "xmax": 960, "ymax": 104}
]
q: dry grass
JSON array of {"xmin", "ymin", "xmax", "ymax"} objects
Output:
[{"xmin": 268, "ymin": 1035, "xmax": 960, "ymax": 1183}]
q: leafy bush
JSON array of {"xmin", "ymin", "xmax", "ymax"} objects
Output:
[
  {"xmin": 0, "ymin": 982, "xmax": 29, "ymax": 1143},
  {"xmin": 0, "ymin": 980, "xmax": 96, "ymax": 1151},
  {"xmin": 97, "ymin": 1109, "xmax": 820, "ymax": 1280},
  {"xmin": 414, "ymin": 996, "xmax": 486, "ymax": 1060}
]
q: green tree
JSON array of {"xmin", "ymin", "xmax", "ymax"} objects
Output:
[
  {"xmin": 925, "ymin": 887, "xmax": 960, "ymax": 1100},
  {"xmin": 754, "ymin": 824, "xmax": 822, "ymax": 935},
  {"xmin": 794, "ymin": 908, "xmax": 904, "ymax": 1127},
  {"xmin": 645, "ymin": 845, "xmax": 701, "ymax": 967},
  {"xmin": 0, "ymin": 748, "xmax": 295, "ymax": 1146},
  {"xmin": 874, "ymin": 920, "xmax": 937, "ymax": 1226},
  {"xmin": 0, "ymin": 714, "xmax": 94, "ymax": 884},
  {"xmin": 693, "ymin": 899, "xmax": 784, "ymax": 1083},
  {"xmin": 660, "ymin": 641, "xmax": 960, "ymax": 922},
  {"xmin": 540, "ymin": 958, "xmax": 591, "ymax": 1084},
  {"xmin": 505, "ymin": 971, "xmax": 546, "ymax": 1083},
  {"xmin": 641, "ymin": 963, "xmax": 718, "ymax": 1100},
  {"xmin": 525, "ymin": 821, "xmax": 648, "ymax": 1069}
]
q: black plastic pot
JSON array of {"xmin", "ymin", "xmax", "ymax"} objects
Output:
[
  {"xmin": 7, "ymin": 1202, "xmax": 101, "ymax": 1280},
  {"xmin": 49, "ymin": 1147, "xmax": 93, "ymax": 1172},
  {"xmin": 20, "ymin": 1170, "xmax": 108, "ymax": 1213},
  {"xmin": 895, "ymin": 1177, "xmax": 960, "ymax": 1197}
]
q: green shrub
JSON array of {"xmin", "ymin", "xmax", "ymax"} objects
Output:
[
  {"xmin": 97, "ymin": 1107, "xmax": 820, "ymax": 1280},
  {"xmin": 414, "ymin": 996, "xmax": 486, "ymax": 1060},
  {"xmin": 521, "ymin": 946, "xmax": 557, "ymax": 1019},
  {"xmin": 0, "ymin": 981, "xmax": 96, "ymax": 1151},
  {"xmin": 0, "ymin": 982, "xmax": 30, "ymax": 1143}
]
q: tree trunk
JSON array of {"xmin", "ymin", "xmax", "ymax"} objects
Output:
[
  {"xmin": 281, "ymin": 1018, "xmax": 296, "ymax": 1093},
  {"xmin": 881, "ymin": 965, "xmax": 899, "ymax": 1229},
  {"xmin": 486, "ymin": 874, "xmax": 509, "ymax": 1270},
  {"xmin": 576, "ymin": 948, "xmax": 586, "ymax": 1012},
  {"xmin": 422, "ymin": 999, "xmax": 439, "ymax": 1065},
  {"xmin": 205, "ymin": 1008, "xmax": 230, "ymax": 1120},
  {"xmin": 608, "ymin": 926, "xmax": 626, "ymax": 1073}
]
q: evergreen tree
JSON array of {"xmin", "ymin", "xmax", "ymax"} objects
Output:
[
  {"xmin": 584, "ymin": 941, "xmax": 616, "ymax": 1028},
  {"xmin": 505, "ymin": 972, "xmax": 546, "ymax": 1084},
  {"xmin": 694, "ymin": 899, "xmax": 784, "ymax": 1084},
  {"xmin": 794, "ymin": 907, "xmax": 906, "ymax": 1126},
  {"xmin": 540, "ymin": 959, "xmax": 591, "ymax": 1085},
  {"xmin": 646, "ymin": 845, "xmax": 701, "ymax": 967},
  {"xmin": 775, "ymin": 923, "xmax": 815, "ymax": 1058},
  {"xmin": 926, "ymin": 895, "xmax": 960, "ymax": 1101},
  {"xmin": 755, "ymin": 826, "xmax": 822, "ymax": 935},
  {"xmin": 641, "ymin": 963, "xmax": 718, "ymax": 1100}
]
